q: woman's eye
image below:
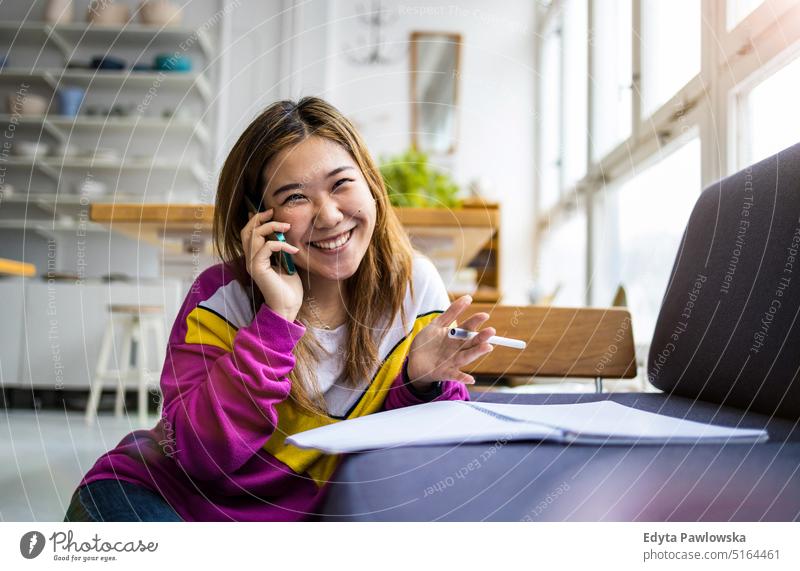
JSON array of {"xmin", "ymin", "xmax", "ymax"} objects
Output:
[
  {"xmin": 284, "ymin": 193, "xmax": 306, "ymax": 204},
  {"xmin": 333, "ymin": 178, "xmax": 355, "ymax": 190}
]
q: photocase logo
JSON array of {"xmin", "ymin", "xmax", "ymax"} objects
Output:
[{"xmin": 19, "ymin": 531, "xmax": 46, "ymax": 559}]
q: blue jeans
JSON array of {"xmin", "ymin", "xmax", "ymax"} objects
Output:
[{"xmin": 64, "ymin": 479, "xmax": 182, "ymax": 522}]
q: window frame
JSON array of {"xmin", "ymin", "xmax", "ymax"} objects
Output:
[{"xmin": 534, "ymin": 0, "xmax": 800, "ymax": 306}]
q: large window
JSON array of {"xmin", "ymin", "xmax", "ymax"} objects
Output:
[
  {"xmin": 640, "ymin": 0, "xmax": 701, "ymax": 116},
  {"xmin": 562, "ymin": 0, "xmax": 588, "ymax": 185},
  {"xmin": 593, "ymin": 136, "xmax": 700, "ymax": 343},
  {"xmin": 538, "ymin": 206, "xmax": 587, "ymax": 307},
  {"xmin": 538, "ymin": 19, "xmax": 562, "ymax": 212},
  {"xmin": 534, "ymin": 0, "xmax": 800, "ymax": 386},
  {"xmin": 737, "ymin": 54, "xmax": 800, "ymax": 167},
  {"xmin": 590, "ymin": 0, "xmax": 632, "ymax": 160}
]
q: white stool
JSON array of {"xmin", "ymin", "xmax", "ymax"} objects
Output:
[{"xmin": 85, "ymin": 304, "xmax": 167, "ymax": 425}]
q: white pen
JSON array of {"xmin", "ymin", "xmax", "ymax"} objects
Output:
[{"xmin": 448, "ymin": 327, "xmax": 527, "ymax": 350}]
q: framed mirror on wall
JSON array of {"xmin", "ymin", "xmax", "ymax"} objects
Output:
[{"xmin": 410, "ymin": 31, "xmax": 462, "ymax": 155}]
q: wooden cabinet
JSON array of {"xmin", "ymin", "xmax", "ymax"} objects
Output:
[{"xmin": 394, "ymin": 202, "xmax": 500, "ymax": 302}]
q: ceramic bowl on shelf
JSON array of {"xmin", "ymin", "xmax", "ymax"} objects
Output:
[
  {"xmin": 90, "ymin": 55, "xmax": 126, "ymax": 70},
  {"xmin": 154, "ymin": 53, "xmax": 191, "ymax": 72},
  {"xmin": 6, "ymin": 93, "xmax": 48, "ymax": 116},
  {"xmin": 86, "ymin": 0, "xmax": 130, "ymax": 25},
  {"xmin": 140, "ymin": 0, "xmax": 182, "ymax": 26},
  {"xmin": 13, "ymin": 141, "xmax": 50, "ymax": 159},
  {"xmin": 44, "ymin": 0, "xmax": 75, "ymax": 24}
]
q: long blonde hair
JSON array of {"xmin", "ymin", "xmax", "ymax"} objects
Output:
[{"xmin": 213, "ymin": 97, "xmax": 414, "ymax": 415}]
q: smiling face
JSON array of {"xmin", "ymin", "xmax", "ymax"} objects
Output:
[{"xmin": 261, "ymin": 136, "xmax": 377, "ymax": 283}]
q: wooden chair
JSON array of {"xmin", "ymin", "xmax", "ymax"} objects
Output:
[{"xmin": 460, "ymin": 304, "xmax": 637, "ymax": 392}]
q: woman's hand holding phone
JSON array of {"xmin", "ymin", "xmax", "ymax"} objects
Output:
[{"xmin": 241, "ymin": 208, "xmax": 303, "ymax": 323}]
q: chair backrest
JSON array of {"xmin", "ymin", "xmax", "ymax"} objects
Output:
[
  {"xmin": 461, "ymin": 303, "xmax": 637, "ymax": 379},
  {"xmin": 648, "ymin": 141, "xmax": 800, "ymax": 419}
]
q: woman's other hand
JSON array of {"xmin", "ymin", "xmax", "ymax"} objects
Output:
[{"xmin": 406, "ymin": 295, "xmax": 495, "ymax": 391}]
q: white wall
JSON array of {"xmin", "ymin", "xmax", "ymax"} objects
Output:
[{"xmin": 213, "ymin": 0, "xmax": 332, "ymax": 161}]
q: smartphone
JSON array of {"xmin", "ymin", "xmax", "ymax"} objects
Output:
[{"xmin": 244, "ymin": 195, "xmax": 296, "ymax": 275}]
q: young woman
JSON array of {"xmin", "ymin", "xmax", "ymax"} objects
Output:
[{"xmin": 65, "ymin": 97, "xmax": 496, "ymax": 522}]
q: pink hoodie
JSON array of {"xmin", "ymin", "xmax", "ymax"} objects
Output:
[{"xmin": 79, "ymin": 260, "xmax": 470, "ymax": 521}]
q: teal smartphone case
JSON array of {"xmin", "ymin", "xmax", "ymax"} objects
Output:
[
  {"xmin": 245, "ymin": 196, "xmax": 296, "ymax": 275},
  {"xmin": 273, "ymin": 232, "xmax": 297, "ymax": 275}
]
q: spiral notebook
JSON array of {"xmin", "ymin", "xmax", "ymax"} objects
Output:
[{"xmin": 286, "ymin": 400, "xmax": 769, "ymax": 453}]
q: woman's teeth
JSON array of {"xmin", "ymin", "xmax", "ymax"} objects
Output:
[{"xmin": 311, "ymin": 229, "xmax": 353, "ymax": 250}]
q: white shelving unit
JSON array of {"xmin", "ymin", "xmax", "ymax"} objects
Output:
[
  {"xmin": 0, "ymin": 14, "xmax": 223, "ymax": 392},
  {"xmin": 0, "ymin": 19, "xmax": 218, "ymax": 230}
]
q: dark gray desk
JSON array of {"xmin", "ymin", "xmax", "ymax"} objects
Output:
[{"xmin": 320, "ymin": 393, "xmax": 800, "ymax": 521}]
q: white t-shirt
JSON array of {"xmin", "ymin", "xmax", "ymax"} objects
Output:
[{"xmin": 312, "ymin": 253, "xmax": 451, "ymax": 417}]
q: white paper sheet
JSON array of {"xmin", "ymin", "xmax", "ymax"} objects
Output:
[
  {"xmin": 466, "ymin": 401, "xmax": 770, "ymax": 445},
  {"xmin": 286, "ymin": 400, "xmax": 769, "ymax": 453}
]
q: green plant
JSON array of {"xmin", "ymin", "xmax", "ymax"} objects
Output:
[{"xmin": 379, "ymin": 148, "xmax": 461, "ymax": 208}]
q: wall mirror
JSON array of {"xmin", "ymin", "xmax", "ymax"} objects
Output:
[{"xmin": 410, "ymin": 31, "xmax": 461, "ymax": 155}]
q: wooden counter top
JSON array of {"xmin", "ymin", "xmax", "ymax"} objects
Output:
[
  {"xmin": 90, "ymin": 203, "xmax": 214, "ymax": 253},
  {"xmin": 0, "ymin": 257, "xmax": 36, "ymax": 277}
]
